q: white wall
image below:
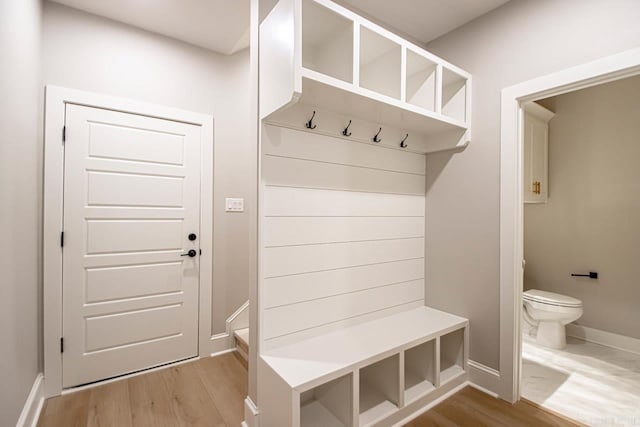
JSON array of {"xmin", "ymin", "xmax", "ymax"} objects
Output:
[
  {"xmin": 42, "ymin": 1, "xmax": 253, "ymax": 336},
  {"xmin": 424, "ymin": 0, "xmax": 640, "ymax": 370},
  {"xmin": 0, "ymin": 0, "xmax": 42, "ymax": 424},
  {"xmin": 260, "ymin": 124, "xmax": 426, "ymax": 350},
  {"xmin": 524, "ymin": 76, "xmax": 640, "ymax": 340}
]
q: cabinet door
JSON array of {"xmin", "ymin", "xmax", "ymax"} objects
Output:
[{"xmin": 523, "ymin": 112, "xmax": 548, "ymax": 203}]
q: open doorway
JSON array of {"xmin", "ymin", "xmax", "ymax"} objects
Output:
[
  {"xmin": 498, "ymin": 48, "xmax": 640, "ymax": 411},
  {"xmin": 520, "ymin": 75, "xmax": 640, "ymax": 425}
]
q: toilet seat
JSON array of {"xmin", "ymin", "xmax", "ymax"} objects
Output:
[{"xmin": 523, "ymin": 289, "xmax": 582, "ymax": 308}]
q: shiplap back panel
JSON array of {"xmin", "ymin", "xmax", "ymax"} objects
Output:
[{"xmin": 261, "ymin": 124, "xmax": 426, "ymax": 349}]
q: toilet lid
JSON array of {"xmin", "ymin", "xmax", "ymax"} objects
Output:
[{"xmin": 523, "ymin": 289, "xmax": 582, "ymax": 307}]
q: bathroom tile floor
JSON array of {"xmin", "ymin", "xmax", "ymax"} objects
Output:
[{"xmin": 522, "ymin": 334, "xmax": 640, "ymax": 426}]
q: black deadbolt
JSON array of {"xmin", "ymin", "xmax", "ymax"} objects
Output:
[{"xmin": 188, "ymin": 233, "xmax": 197, "ymax": 241}]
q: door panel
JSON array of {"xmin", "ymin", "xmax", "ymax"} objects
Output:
[
  {"xmin": 85, "ymin": 304, "xmax": 184, "ymax": 352},
  {"xmin": 86, "ymin": 220, "xmax": 183, "ymax": 254},
  {"xmin": 88, "ymin": 122, "xmax": 185, "ymax": 165},
  {"xmin": 62, "ymin": 104, "xmax": 201, "ymax": 388},
  {"xmin": 87, "ymin": 172, "xmax": 184, "ymax": 207},
  {"xmin": 86, "ymin": 262, "xmax": 183, "ymax": 303}
]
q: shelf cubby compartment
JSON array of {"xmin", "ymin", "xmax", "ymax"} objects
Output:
[
  {"xmin": 406, "ymin": 49, "xmax": 438, "ymax": 112},
  {"xmin": 302, "ymin": 0, "xmax": 354, "ymax": 83},
  {"xmin": 300, "ymin": 373, "xmax": 354, "ymax": 427},
  {"xmin": 359, "ymin": 354, "xmax": 400, "ymax": 426},
  {"xmin": 404, "ymin": 339, "xmax": 436, "ymax": 403},
  {"xmin": 441, "ymin": 67, "xmax": 468, "ymax": 123},
  {"xmin": 439, "ymin": 328, "xmax": 465, "ymax": 385},
  {"xmin": 359, "ymin": 26, "xmax": 401, "ymax": 100}
]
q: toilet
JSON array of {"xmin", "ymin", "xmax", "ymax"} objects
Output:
[{"xmin": 522, "ymin": 289, "xmax": 583, "ymax": 349}]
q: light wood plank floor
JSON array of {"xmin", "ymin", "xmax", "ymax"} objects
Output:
[
  {"xmin": 37, "ymin": 352, "xmax": 247, "ymax": 427},
  {"xmin": 38, "ymin": 353, "xmax": 579, "ymax": 427},
  {"xmin": 406, "ymin": 386, "xmax": 581, "ymax": 427}
]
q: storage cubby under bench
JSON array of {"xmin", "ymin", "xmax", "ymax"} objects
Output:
[{"xmin": 258, "ymin": 306, "xmax": 468, "ymax": 427}]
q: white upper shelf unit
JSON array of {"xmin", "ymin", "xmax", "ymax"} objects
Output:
[{"xmin": 260, "ymin": 0, "xmax": 472, "ymax": 149}]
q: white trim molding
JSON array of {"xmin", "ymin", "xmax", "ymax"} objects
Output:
[
  {"xmin": 467, "ymin": 360, "xmax": 500, "ymax": 397},
  {"xmin": 43, "ymin": 86, "xmax": 214, "ymax": 397},
  {"xmin": 227, "ymin": 301, "xmax": 250, "ymax": 334},
  {"xmin": 567, "ymin": 324, "xmax": 640, "ymax": 356},
  {"xmin": 242, "ymin": 396, "xmax": 260, "ymax": 427},
  {"xmin": 16, "ymin": 374, "xmax": 44, "ymax": 427},
  {"xmin": 499, "ymin": 48, "xmax": 640, "ymax": 403},
  {"xmin": 208, "ymin": 300, "xmax": 250, "ymax": 355}
]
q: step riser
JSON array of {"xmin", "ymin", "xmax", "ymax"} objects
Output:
[
  {"xmin": 236, "ymin": 339, "xmax": 249, "ymax": 359},
  {"xmin": 234, "ymin": 328, "xmax": 249, "ymax": 363}
]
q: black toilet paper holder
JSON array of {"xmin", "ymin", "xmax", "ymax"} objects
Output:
[{"xmin": 571, "ymin": 272, "xmax": 598, "ymax": 279}]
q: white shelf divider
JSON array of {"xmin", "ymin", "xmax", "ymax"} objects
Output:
[
  {"xmin": 358, "ymin": 354, "xmax": 401, "ymax": 426},
  {"xmin": 300, "ymin": 373, "xmax": 354, "ymax": 427},
  {"xmin": 439, "ymin": 328, "xmax": 466, "ymax": 386},
  {"xmin": 404, "ymin": 339, "xmax": 436, "ymax": 404},
  {"xmin": 441, "ymin": 67, "xmax": 469, "ymax": 123}
]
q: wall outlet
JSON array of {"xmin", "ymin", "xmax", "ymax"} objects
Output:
[{"xmin": 225, "ymin": 198, "xmax": 244, "ymax": 212}]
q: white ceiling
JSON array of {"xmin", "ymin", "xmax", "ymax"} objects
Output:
[
  {"xmin": 50, "ymin": 0, "xmax": 508, "ymax": 55},
  {"xmin": 49, "ymin": 0, "xmax": 250, "ymax": 55},
  {"xmin": 337, "ymin": 0, "xmax": 510, "ymax": 45}
]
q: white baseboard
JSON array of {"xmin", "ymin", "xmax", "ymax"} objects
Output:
[
  {"xmin": 16, "ymin": 374, "xmax": 44, "ymax": 427},
  {"xmin": 242, "ymin": 396, "xmax": 260, "ymax": 427},
  {"xmin": 467, "ymin": 360, "xmax": 501, "ymax": 397},
  {"xmin": 208, "ymin": 332, "xmax": 235, "ymax": 355},
  {"xmin": 567, "ymin": 324, "xmax": 640, "ymax": 355}
]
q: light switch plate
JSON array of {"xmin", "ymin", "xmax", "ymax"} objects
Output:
[{"xmin": 225, "ymin": 198, "xmax": 244, "ymax": 212}]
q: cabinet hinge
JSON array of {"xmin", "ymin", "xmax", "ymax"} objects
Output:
[
  {"xmin": 60, "ymin": 337, "xmax": 64, "ymax": 353},
  {"xmin": 60, "ymin": 231, "xmax": 64, "ymax": 247},
  {"xmin": 62, "ymin": 126, "xmax": 66, "ymax": 143}
]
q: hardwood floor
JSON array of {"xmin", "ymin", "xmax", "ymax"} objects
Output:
[
  {"xmin": 37, "ymin": 352, "xmax": 247, "ymax": 427},
  {"xmin": 406, "ymin": 386, "xmax": 581, "ymax": 427},
  {"xmin": 38, "ymin": 353, "xmax": 579, "ymax": 427}
]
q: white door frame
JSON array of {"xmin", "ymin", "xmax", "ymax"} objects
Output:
[
  {"xmin": 43, "ymin": 86, "xmax": 214, "ymax": 397},
  {"xmin": 499, "ymin": 48, "xmax": 640, "ymax": 402}
]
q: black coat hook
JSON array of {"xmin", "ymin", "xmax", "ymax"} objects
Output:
[
  {"xmin": 342, "ymin": 120, "xmax": 352, "ymax": 136},
  {"xmin": 373, "ymin": 127, "xmax": 382, "ymax": 143},
  {"xmin": 305, "ymin": 111, "xmax": 317, "ymax": 129},
  {"xmin": 400, "ymin": 134, "xmax": 408, "ymax": 148}
]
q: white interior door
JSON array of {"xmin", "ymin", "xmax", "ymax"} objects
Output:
[{"xmin": 62, "ymin": 104, "xmax": 201, "ymax": 388}]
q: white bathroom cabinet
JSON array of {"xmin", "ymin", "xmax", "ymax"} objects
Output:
[
  {"xmin": 260, "ymin": 0, "xmax": 472, "ymax": 153},
  {"xmin": 523, "ymin": 102, "xmax": 554, "ymax": 203}
]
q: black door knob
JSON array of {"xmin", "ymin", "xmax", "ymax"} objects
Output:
[
  {"xmin": 181, "ymin": 249, "xmax": 197, "ymax": 258},
  {"xmin": 188, "ymin": 233, "xmax": 197, "ymax": 241}
]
